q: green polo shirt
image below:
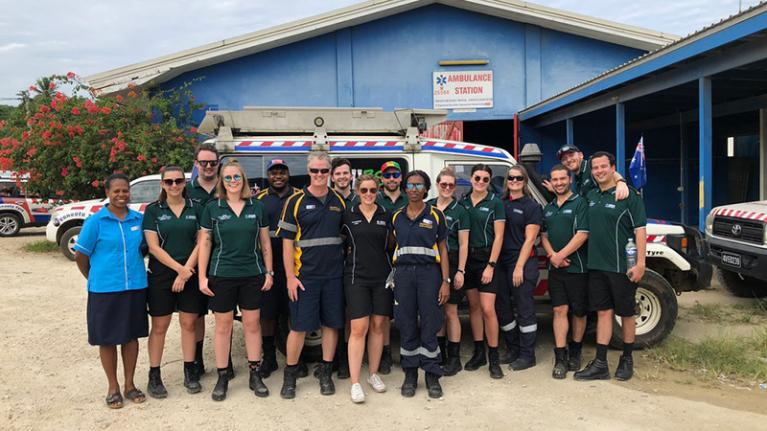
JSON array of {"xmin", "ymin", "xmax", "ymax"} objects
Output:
[
  {"xmin": 575, "ymin": 159, "xmax": 599, "ymax": 196},
  {"xmin": 339, "ymin": 190, "xmax": 359, "ymax": 207},
  {"xmin": 586, "ymin": 186, "xmax": 646, "ymax": 274},
  {"xmin": 541, "ymin": 193, "xmax": 589, "ymax": 273},
  {"xmin": 142, "ymin": 199, "xmax": 202, "ymax": 272},
  {"xmin": 200, "ymin": 198, "xmax": 270, "ymax": 278},
  {"xmin": 376, "ymin": 190, "xmax": 407, "ymax": 213},
  {"xmin": 186, "ymin": 178, "xmax": 217, "ymax": 205},
  {"xmin": 426, "ymin": 197, "xmax": 469, "ymax": 254},
  {"xmin": 460, "ymin": 192, "xmax": 505, "ymax": 249}
]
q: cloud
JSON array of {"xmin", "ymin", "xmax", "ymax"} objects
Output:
[{"xmin": 0, "ymin": 42, "xmax": 27, "ymax": 53}]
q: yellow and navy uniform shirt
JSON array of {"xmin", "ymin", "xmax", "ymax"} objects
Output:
[
  {"xmin": 277, "ymin": 187, "xmax": 346, "ymax": 279},
  {"xmin": 256, "ymin": 186, "xmax": 300, "ymax": 238},
  {"xmin": 199, "ymin": 198, "xmax": 270, "ymax": 278},
  {"xmin": 142, "ymin": 199, "xmax": 202, "ymax": 273},
  {"xmin": 389, "ymin": 204, "xmax": 448, "ymax": 266}
]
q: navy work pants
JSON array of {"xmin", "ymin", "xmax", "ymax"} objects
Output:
[{"xmin": 496, "ymin": 258, "xmax": 539, "ymax": 361}]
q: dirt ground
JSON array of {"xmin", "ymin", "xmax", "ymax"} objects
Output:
[{"xmin": 1, "ymin": 230, "xmax": 766, "ymax": 431}]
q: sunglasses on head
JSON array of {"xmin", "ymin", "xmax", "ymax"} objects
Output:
[
  {"xmin": 405, "ymin": 183, "xmax": 425, "ymax": 191},
  {"xmin": 508, "ymin": 175, "xmax": 526, "ymax": 182},
  {"xmin": 473, "ymin": 175, "xmax": 490, "ymax": 183},
  {"xmin": 162, "ymin": 178, "xmax": 186, "ymax": 186},
  {"xmin": 439, "ymin": 182, "xmax": 455, "ymax": 190},
  {"xmin": 359, "ymin": 187, "xmax": 378, "ymax": 195},
  {"xmin": 223, "ymin": 174, "xmax": 242, "ymax": 183},
  {"xmin": 309, "ymin": 168, "xmax": 330, "ymax": 174},
  {"xmin": 382, "ymin": 172, "xmax": 401, "ymax": 179},
  {"xmin": 197, "ymin": 160, "xmax": 219, "ymax": 167}
]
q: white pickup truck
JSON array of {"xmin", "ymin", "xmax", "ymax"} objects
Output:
[{"xmin": 705, "ymin": 201, "xmax": 767, "ymax": 297}]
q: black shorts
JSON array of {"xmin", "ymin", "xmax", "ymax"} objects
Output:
[
  {"xmin": 208, "ymin": 275, "xmax": 265, "ymax": 313},
  {"xmin": 464, "ymin": 248, "xmax": 499, "ymax": 294},
  {"xmin": 588, "ymin": 270, "xmax": 638, "ymax": 317},
  {"xmin": 446, "ymin": 253, "xmax": 463, "ymax": 305},
  {"xmin": 260, "ymin": 269, "xmax": 289, "ymax": 320},
  {"xmin": 547, "ymin": 269, "xmax": 588, "ymax": 317},
  {"xmin": 344, "ymin": 276, "xmax": 393, "ymax": 320},
  {"xmin": 147, "ymin": 269, "xmax": 207, "ymax": 316},
  {"xmin": 87, "ymin": 290, "xmax": 148, "ymax": 346}
]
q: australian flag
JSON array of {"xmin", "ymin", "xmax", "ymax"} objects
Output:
[{"xmin": 629, "ymin": 136, "xmax": 647, "ymax": 190}]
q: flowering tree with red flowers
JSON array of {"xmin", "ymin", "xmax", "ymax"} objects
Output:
[{"xmin": 0, "ymin": 73, "xmax": 202, "ymax": 199}]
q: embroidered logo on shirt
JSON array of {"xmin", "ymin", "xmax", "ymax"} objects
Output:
[
  {"xmin": 446, "ymin": 216, "xmax": 453, "ymax": 222},
  {"xmin": 422, "ymin": 219, "xmax": 433, "ymax": 225},
  {"xmin": 563, "ymin": 209, "xmax": 573, "ymax": 214},
  {"xmin": 376, "ymin": 220, "xmax": 387, "ymax": 226},
  {"xmin": 545, "ymin": 211, "xmax": 554, "ymax": 217},
  {"xmin": 306, "ymin": 204, "xmax": 316, "ymax": 210},
  {"xmin": 351, "ymin": 220, "xmax": 362, "ymax": 225},
  {"xmin": 329, "ymin": 206, "xmax": 342, "ymax": 213},
  {"xmin": 218, "ymin": 214, "xmax": 232, "ymax": 221},
  {"xmin": 245, "ymin": 214, "xmax": 256, "ymax": 219},
  {"xmin": 480, "ymin": 207, "xmax": 490, "ymax": 212},
  {"xmin": 605, "ymin": 203, "xmax": 616, "ymax": 209},
  {"xmin": 158, "ymin": 214, "xmax": 172, "ymax": 222},
  {"xmin": 130, "ymin": 225, "xmax": 140, "ymax": 231},
  {"xmin": 185, "ymin": 215, "xmax": 197, "ymax": 220},
  {"xmin": 513, "ymin": 208, "xmax": 523, "ymax": 214}
]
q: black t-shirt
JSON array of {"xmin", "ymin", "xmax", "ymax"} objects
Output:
[
  {"xmin": 500, "ymin": 195, "xmax": 542, "ymax": 264},
  {"xmin": 341, "ymin": 204, "xmax": 392, "ymax": 283}
]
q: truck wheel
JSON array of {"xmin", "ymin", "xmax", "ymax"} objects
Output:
[
  {"xmin": 59, "ymin": 226, "xmax": 81, "ymax": 261},
  {"xmin": 717, "ymin": 269, "xmax": 767, "ymax": 298},
  {"xmin": 276, "ymin": 314, "xmax": 324, "ymax": 363},
  {"xmin": 611, "ymin": 269, "xmax": 678, "ymax": 349},
  {"xmin": 0, "ymin": 212, "xmax": 22, "ymax": 237}
]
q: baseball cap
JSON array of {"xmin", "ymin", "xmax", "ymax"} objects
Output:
[
  {"xmin": 380, "ymin": 161, "xmax": 401, "ymax": 172},
  {"xmin": 267, "ymin": 159, "xmax": 289, "ymax": 171},
  {"xmin": 556, "ymin": 144, "xmax": 581, "ymax": 161}
]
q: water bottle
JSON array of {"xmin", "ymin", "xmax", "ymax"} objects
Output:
[{"xmin": 626, "ymin": 238, "xmax": 637, "ymax": 269}]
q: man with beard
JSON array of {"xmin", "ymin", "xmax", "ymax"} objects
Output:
[
  {"xmin": 545, "ymin": 145, "xmax": 629, "ymax": 200},
  {"xmin": 331, "ymin": 158, "xmax": 357, "ymax": 206}
]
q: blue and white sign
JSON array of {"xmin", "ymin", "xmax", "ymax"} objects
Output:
[{"xmin": 433, "ymin": 71, "xmax": 493, "ymax": 110}]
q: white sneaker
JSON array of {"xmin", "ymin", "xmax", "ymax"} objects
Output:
[
  {"xmin": 350, "ymin": 383, "xmax": 365, "ymax": 403},
  {"xmin": 367, "ymin": 373, "xmax": 387, "ymax": 393}
]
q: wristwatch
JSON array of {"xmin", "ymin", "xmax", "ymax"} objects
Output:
[
  {"xmin": 488, "ymin": 261, "xmax": 497, "ymax": 268},
  {"xmin": 456, "ymin": 269, "xmax": 465, "ymax": 274},
  {"xmin": 443, "ymin": 278, "xmax": 451, "ymax": 285},
  {"xmin": 266, "ymin": 271, "xmax": 275, "ymax": 276}
]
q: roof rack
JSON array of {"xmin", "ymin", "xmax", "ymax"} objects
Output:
[{"xmin": 197, "ymin": 107, "xmax": 448, "ymax": 152}]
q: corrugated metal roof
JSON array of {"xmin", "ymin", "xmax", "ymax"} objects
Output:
[
  {"xmin": 84, "ymin": 0, "xmax": 678, "ymax": 95},
  {"xmin": 520, "ymin": 1, "xmax": 767, "ymax": 120}
]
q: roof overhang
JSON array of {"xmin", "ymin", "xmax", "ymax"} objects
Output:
[{"xmin": 84, "ymin": 0, "xmax": 677, "ymax": 95}]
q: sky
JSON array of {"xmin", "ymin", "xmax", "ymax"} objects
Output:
[{"xmin": 0, "ymin": 0, "xmax": 761, "ymax": 101}]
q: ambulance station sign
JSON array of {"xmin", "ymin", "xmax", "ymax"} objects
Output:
[{"xmin": 433, "ymin": 71, "xmax": 493, "ymax": 110}]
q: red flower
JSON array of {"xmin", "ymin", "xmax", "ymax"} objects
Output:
[
  {"xmin": 60, "ymin": 167, "xmax": 69, "ymax": 177},
  {"xmin": 21, "ymin": 131, "xmax": 29, "ymax": 141},
  {"xmin": 39, "ymin": 105, "xmax": 50, "ymax": 113},
  {"xmin": 55, "ymin": 190, "xmax": 65, "ymax": 196},
  {"xmin": 67, "ymin": 72, "xmax": 76, "ymax": 79},
  {"xmin": 137, "ymin": 154, "xmax": 146, "ymax": 161},
  {"xmin": 26, "ymin": 147, "xmax": 37, "ymax": 157},
  {"xmin": 29, "ymin": 85, "xmax": 39, "ymax": 92},
  {"xmin": 48, "ymin": 82, "xmax": 56, "ymax": 90},
  {"xmin": 109, "ymin": 147, "xmax": 117, "ymax": 162},
  {"xmin": 98, "ymin": 129, "xmax": 108, "ymax": 135},
  {"xmin": 50, "ymin": 100, "xmax": 57, "ymax": 110},
  {"xmin": 91, "ymin": 179, "xmax": 100, "ymax": 188},
  {"xmin": 101, "ymin": 107, "xmax": 112, "ymax": 115},
  {"xmin": 42, "ymin": 131, "xmax": 52, "ymax": 140},
  {"xmin": 151, "ymin": 157, "xmax": 158, "ymax": 164},
  {"xmin": 72, "ymin": 156, "xmax": 82, "ymax": 168},
  {"xmin": 71, "ymin": 107, "xmax": 80, "ymax": 115},
  {"xmin": 116, "ymin": 95, "xmax": 123, "ymax": 102}
]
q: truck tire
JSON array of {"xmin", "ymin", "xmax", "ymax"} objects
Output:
[
  {"xmin": 59, "ymin": 226, "xmax": 81, "ymax": 261},
  {"xmin": 717, "ymin": 269, "xmax": 767, "ymax": 298},
  {"xmin": 610, "ymin": 269, "xmax": 678, "ymax": 349},
  {"xmin": 276, "ymin": 314, "xmax": 324, "ymax": 363},
  {"xmin": 0, "ymin": 212, "xmax": 22, "ymax": 237}
]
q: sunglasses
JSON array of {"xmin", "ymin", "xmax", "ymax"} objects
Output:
[
  {"xmin": 473, "ymin": 176, "xmax": 490, "ymax": 183},
  {"xmin": 405, "ymin": 183, "xmax": 425, "ymax": 191},
  {"xmin": 359, "ymin": 187, "xmax": 378, "ymax": 195},
  {"xmin": 223, "ymin": 174, "xmax": 242, "ymax": 183},
  {"xmin": 382, "ymin": 172, "xmax": 401, "ymax": 179},
  {"xmin": 439, "ymin": 182, "xmax": 456, "ymax": 190},
  {"xmin": 309, "ymin": 168, "xmax": 330, "ymax": 174},
  {"xmin": 197, "ymin": 160, "xmax": 219, "ymax": 167},
  {"xmin": 162, "ymin": 178, "xmax": 186, "ymax": 186},
  {"xmin": 508, "ymin": 175, "xmax": 526, "ymax": 182}
]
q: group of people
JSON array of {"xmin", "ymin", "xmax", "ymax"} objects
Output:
[{"xmin": 74, "ymin": 141, "xmax": 646, "ymax": 408}]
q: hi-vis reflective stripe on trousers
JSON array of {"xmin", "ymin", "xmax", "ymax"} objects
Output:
[
  {"xmin": 520, "ymin": 323, "xmax": 537, "ymax": 333},
  {"xmin": 501, "ymin": 320, "xmax": 517, "ymax": 332},
  {"xmin": 400, "ymin": 346, "xmax": 441, "ymax": 359},
  {"xmin": 394, "ymin": 246, "xmax": 438, "ymax": 258},
  {"xmin": 295, "ymin": 237, "xmax": 343, "ymax": 248}
]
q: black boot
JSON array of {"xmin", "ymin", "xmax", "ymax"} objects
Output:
[
  {"xmin": 568, "ymin": 342, "xmax": 583, "ymax": 372},
  {"xmin": 499, "ymin": 329, "xmax": 519, "ymax": 364},
  {"xmin": 379, "ymin": 345, "xmax": 393, "ymax": 375},
  {"xmin": 574, "ymin": 358, "xmax": 610, "ymax": 381},
  {"xmin": 226, "ymin": 353, "xmax": 235, "ymax": 380},
  {"xmin": 337, "ymin": 341, "xmax": 350, "ymax": 380},
  {"xmin": 425, "ymin": 372, "xmax": 443, "ymax": 398},
  {"xmin": 211, "ymin": 368, "xmax": 230, "ymax": 401},
  {"xmin": 488, "ymin": 347, "xmax": 504, "ymax": 379},
  {"xmin": 280, "ymin": 365, "xmax": 298, "ymax": 399},
  {"xmin": 194, "ymin": 340, "xmax": 206, "ymax": 376},
  {"xmin": 464, "ymin": 341, "xmax": 487, "ymax": 371},
  {"xmin": 249, "ymin": 361, "xmax": 270, "ymax": 397},
  {"xmin": 437, "ymin": 336, "xmax": 448, "ymax": 367},
  {"xmin": 401, "ymin": 368, "xmax": 418, "ymax": 397},
  {"xmin": 147, "ymin": 367, "xmax": 167, "ymax": 399},
  {"xmin": 296, "ymin": 361, "xmax": 309, "ymax": 378},
  {"xmin": 183, "ymin": 361, "xmax": 202, "ymax": 394},
  {"xmin": 510, "ymin": 357, "xmax": 536, "ymax": 371},
  {"xmin": 552, "ymin": 348, "xmax": 568, "ymax": 379},
  {"xmin": 260, "ymin": 336, "xmax": 278, "ymax": 378},
  {"xmin": 318, "ymin": 361, "xmax": 335, "ymax": 395},
  {"xmin": 614, "ymin": 355, "xmax": 634, "ymax": 381},
  {"xmin": 442, "ymin": 341, "xmax": 463, "ymax": 376}
]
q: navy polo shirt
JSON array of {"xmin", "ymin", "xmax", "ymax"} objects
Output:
[
  {"xmin": 277, "ymin": 187, "xmax": 346, "ymax": 280},
  {"xmin": 500, "ymin": 195, "xmax": 542, "ymax": 265},
  {"xmin": 74, "ymin": 206, "xmax": 147, "ymax": 293},
  {"xmin": 342, "ymin": 203, "xmax": 391, "ymax": 282},
  {"xmin": 390, "ymin": 204, "xmax": 447, "ymax": 266},
  {"xmin": 256, "ymin": 186, "xmax": 300, "ymax": 238}
]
